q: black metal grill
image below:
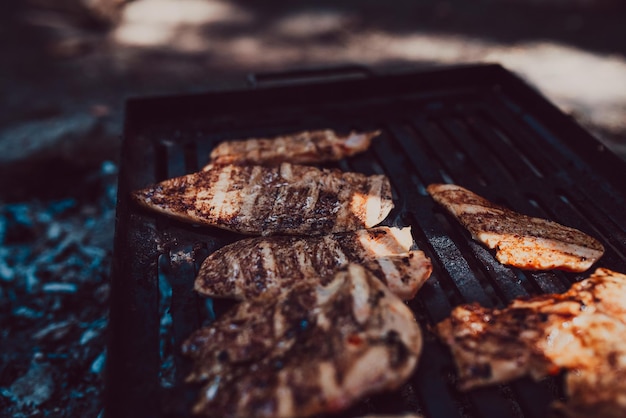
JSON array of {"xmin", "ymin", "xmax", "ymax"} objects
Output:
[{"xmin": 105, "ymin": 64, "xmax": 626, "ymax": 418}]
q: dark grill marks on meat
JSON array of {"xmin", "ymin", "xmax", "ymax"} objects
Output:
[
  {"xmin": 182, "ymin": 264, "xmax": 423, "ymax": 418},
  {"xmin": 194, "ymin": 227, "xmax": 432, "ymax": 301},
  {"xmin": 436, "ymin": 268, "xmax": 626, "ymax": 417},
  {"xmin": 208, "ymin": 129, "xmax": 381, "ymax": 166},
  {"xmin": 132, "ymin": 163, "xmax": 393, "ymax": 236},
  {"xmin": 427, "ymin": 183, "xmax": 605, "ymax": 272}
]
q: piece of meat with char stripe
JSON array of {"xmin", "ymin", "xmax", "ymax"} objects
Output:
[
  {"xmin": 436, "ymin": 268, "xmax": 626, "ymax": 418},
  {"xmin": 208, "ymin": 129, "xmax": 381, "ymax": 166},
  {"xmin": 132, "ymin": 163, "xmax": 393, "ymax": 236},
  {"xmin": 194, "ymin": 226, "xmax": 432, "ymax": 301},
  {"xmin": 183, "ymin": 264, "xmax": 423, "ymax": 418},
  {"xmin": 427, "ymin": 183, "xmax": 604, "ymax": 272}
]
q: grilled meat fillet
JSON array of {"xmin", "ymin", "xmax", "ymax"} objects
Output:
[
  {"xmin": 183, "ymin": 264, "xmax": 423, "ymax": 418},
  {"xmin": 209, "ymin": 129, "xmax": 381, "ymax": 166},
  {"xmin": 436, "ymin": 268, "xmax": 626, "ymax": 417},
  {"xmin": 427, "ymin": 183, "xmax": 604, "ymax": 272},
  {"xmin": 195, "ymin": 226, "xmax": 432, "ymax": 301},
  {"xmin": 556, "ymin": 313, "xmax": 626, "ymax": 418},
  {"xmin": 132, "ymin": 163, "xmax": 393, "ymax": 236}
]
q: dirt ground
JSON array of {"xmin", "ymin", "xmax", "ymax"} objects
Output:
[{"xmin": 0, "ymin": 0, "xmax": 625, "ymax": 416}]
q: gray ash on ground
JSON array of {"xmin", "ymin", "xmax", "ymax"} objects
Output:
[{"xmin": 0, "ymin": 161, "xmax": 117, "ymax": 417}]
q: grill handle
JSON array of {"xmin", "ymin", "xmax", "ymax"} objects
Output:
[{"xmin": 247, "ymin": 65, "xmax": 374, "ymax": 88}]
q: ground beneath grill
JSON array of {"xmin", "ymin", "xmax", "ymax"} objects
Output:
[{"xmin": 1, "ymin": 0, "xmax": 625, "ymax": 416}]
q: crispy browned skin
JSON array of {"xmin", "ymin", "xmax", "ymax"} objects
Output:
[
  {"xmin": 194, "ymin": 226, "xmax": 432, "ymax": 301},
  {"xmin": 183, "ymin": 264, "xmax": 423, "ymax": 418},
  {"xmin": 427, "ymin": 183, "xmax": 604, "ymax": 272},
  {"xmin": 209, "ymin": 129, "xmax": 381, "ymax": 166},
  {"xmin": 436, "ymin": 268, "xmax": 626, "ymax": 417},
  {"xmin": 132, "ymin": 163, "xmax": 393, "ymax": 236}
]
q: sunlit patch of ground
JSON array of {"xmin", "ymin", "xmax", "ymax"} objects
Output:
[
  {"xmin": 107, "ymin": 0, "xmax": 626, "ymax": 157},
  {"xmin": 112, "ymin": 0, "xmax": 252, "ymax": 49}
]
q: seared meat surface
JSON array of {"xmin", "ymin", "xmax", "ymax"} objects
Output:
[
  {"xmin": 436, "ymin": 268, "xmax": 626, "ymax": 417},
  {"xmin": 133, "ymin": 163, "xmax": 393, "ymax": 236},
  {"xmin": 195, "ymin": 226, "xmax": 432, "ymax": 301},
  {"xmin": 427, "ymin": 183, "xmax": 604, "ymax": 272},
  {"xmin": 209, "ymin": 129, "xmax": 381, "ymax": 166},
  {"xmin": 183, "ymin": 264, "xmax": 423, "ymax": 418}
]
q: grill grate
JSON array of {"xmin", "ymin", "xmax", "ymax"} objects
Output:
[{"xmin": 105, "ymin": 64, "xmax": 626, "ymax": 418}]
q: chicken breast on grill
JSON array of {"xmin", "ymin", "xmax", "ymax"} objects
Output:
[
  {"xmin": 427, "ymin": 183, "xmax": 604, "ymax": 272},
  {"xmin": 556, "ymin": 312, "xmax": 626, "ymax": 418},
  {"xmin": 195, "ymin": 226, "xmax": 432, "ymax": 301},
  {"xmin": 132, "ymin": 163, "xmax": 393, "ymax": 236},
  {"xmin": 183, "ymin": 264, "xmax": 423, "ymax": 418},
  {"xmin": 208, "ymin": 129, "xmax": 381, "ymax": 166},
  {"xmin": 436, "ymin": 268, "xmax": 626, "ymax": 417}
]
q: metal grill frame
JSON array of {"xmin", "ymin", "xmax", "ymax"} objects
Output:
[{"xmin": 105, "ymin": 64, "xmax": 626, "ymax": 418}]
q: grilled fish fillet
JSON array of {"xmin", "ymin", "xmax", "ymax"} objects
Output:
[
  {"xmin": 436, "ymin": 268, "xmax": 626, "ymax": 417},
  {"xmin": 209, "ymin": 129, "xmax": 381, "ymax": 166},
  {"xmin": 132, "ymin": 163, "xmax": 393, "ymax": 236},
  {"xmin": 195, "ymin": 226, "xmax": 432, "ymax": 301},
  {"xmin": 183, "ymin": 264, "xmax": 423, "ymax": 418},
  {"xmin": 427, "ymin": 183, "xmax": 604, "ymax": 272}
]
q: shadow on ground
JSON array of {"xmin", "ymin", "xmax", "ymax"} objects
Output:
[{"xmin": 1, "ymin": 1, "xmax": 625, "ymax": 201}]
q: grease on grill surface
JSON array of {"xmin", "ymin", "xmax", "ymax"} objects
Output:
[
  {"xmin": 194, "ymin": 226, "xmax": 432, "ymax": 301},
  {"xmin": 182, "ymin": 264, "xmax": 423, "ymax": 418},
  {"xmin": 427, "ymin": 183, "xmax": 605, "ymax": 272},
  {"xmin": 132, "ymin": 163, "xmax": 393, "ymax": 236}
]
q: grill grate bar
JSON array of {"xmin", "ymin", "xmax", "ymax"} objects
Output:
[
  {"xmin": 558, "ymin": 194, "xmax": 626, "ymax": 269},
  {"xmin": 372, "ymin": 133, "xmax": 494, "ymax": 307},
  {"xmin": 534, "ymin": 192, "xmax": 626, "ymax": 268},
  {"xmin": 387, "ymin": 122, "xmax": 443, "ymax": 187},
  {"xmin": 164, "ymin": 245, "xmax": 200, "ymax": 382},
  {"xmin": 478, "ymin": 102, "xmax": 561, "ymax": 178},
  {"xmin": 411, "ymin": 118, "xmax": 487, "ymax": 190},
  {"xmin": 463, "ymin": 113, "xmax": 538, "ymax": 183},
  {"xmin": 439, "ymin": 117, "xmax": 517, "ymax": 188},
  {"xmin": 412, "ymin": 341, "xmax": 467, "ymax": 418},
  {"xmin": 160, "ymin": 141, "xmax": 187, "ymax": 180},
  {"xmin": 527, "ymin": 271, "xmax": 569, "ymax": 294}
]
